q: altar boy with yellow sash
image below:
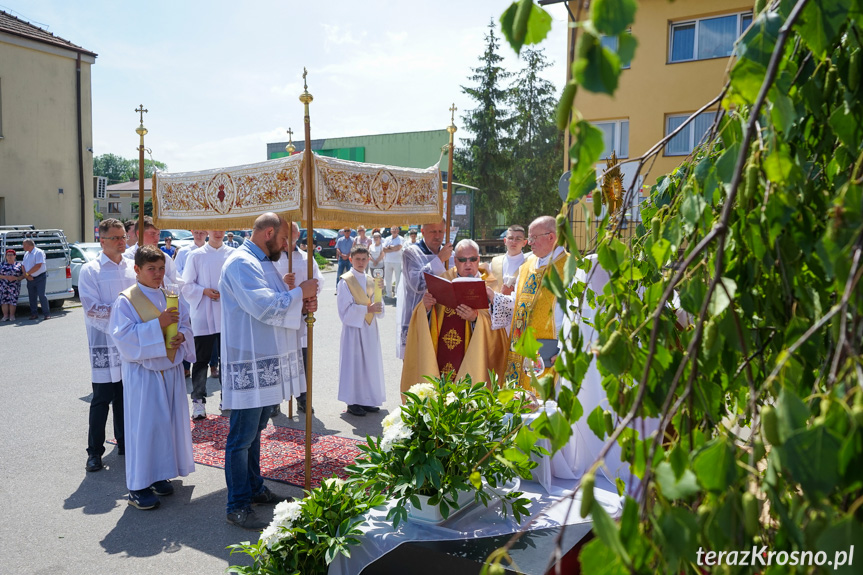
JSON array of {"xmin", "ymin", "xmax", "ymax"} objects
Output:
[
  {"xmin": 337, "ymin": 244, "xmax": 386, "ymax": 417},
  {"xmin": 109, "ymin": 245, "xmax": 196, "ymax": 511}
]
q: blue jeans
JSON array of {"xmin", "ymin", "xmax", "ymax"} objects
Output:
[
  {"xmin": 336, "ymin": 258, "xmax": 352, "ymax": 288},
  {"xmin": 225, "ymin": 405, "xmax": 272, "ymax": 513},
  {"xmin": 27, "ymin": 273, "xmax": 48, "ymax": 316}
]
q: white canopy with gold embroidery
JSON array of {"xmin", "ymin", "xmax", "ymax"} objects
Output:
[{"xmin": 152, "ymin": 151, "xmax": 443, "ymax": 230}]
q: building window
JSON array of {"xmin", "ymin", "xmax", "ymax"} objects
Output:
[
  {"xmin": 108, "ymin": 193, "xmax": 120, "ymax": 198},
  {"xmin": 594, "ymin": 119, "xmax": 629, "ymax": 159},
  {"xmin": 665, "ymin": 111, "xmax": 717, "ymax": 156},
  {"xmin": 669, "ymin": 12, "xmax": 752, "ymax": 63},
  {"xmin": 131, "ymin": 203, "xmax": 138, "ymax": 214},
  {"xmin": 108, "ymin": 202, "xmax": 121, "ymax": 214},
  {"xmin": 600, "ymin": 34, "xmax": 631, "ymax": 69}
]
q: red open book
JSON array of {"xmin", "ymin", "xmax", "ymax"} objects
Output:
[{"xmin": 424, "ymin": 273, "xmax": 489, "ymax": 310}]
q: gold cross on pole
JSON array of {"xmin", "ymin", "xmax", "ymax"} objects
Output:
[
  {"xmin": 287, "ymin": 127, "xmax": 293, "ymax": 140},
  {"xmin": 449, "ymin": 103, "xmax": 457, "ymax": 124},
  {"xmin": 135, "ymin": 104, "xmax": 148, "ymax": 123}
]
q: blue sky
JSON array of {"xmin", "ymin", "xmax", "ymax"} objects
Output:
[{"xmin": 5, "ymin": 1, "xmax": 569, "ymax": 173}]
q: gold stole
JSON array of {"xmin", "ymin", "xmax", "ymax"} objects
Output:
[
  {"xmin": 119, "ymin": 284, "xmax": 177, "ymax": 362},
  {"xmin": 505, "ymin": 251, "xmax": 568, "ymax": 389},
  {"xmin": 341, "ymin": 271, "xmax": 375, "ymax": 325}
]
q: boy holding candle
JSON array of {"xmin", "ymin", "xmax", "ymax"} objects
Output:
[
  {"xmin": 109, "ymin": 245, "xmax": 196, "ymax": 510},
  {"xmin": 337, "ymin": 244, "xmax": 386, "ymax": 416}
]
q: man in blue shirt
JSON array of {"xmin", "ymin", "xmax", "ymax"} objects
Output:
[{"xmin": 334, "ymin": 228, "xmax": 354, "ymax": 295}]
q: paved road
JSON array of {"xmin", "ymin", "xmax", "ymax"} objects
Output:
[{"xmin": 0, "ymin": 269, "xmax": 406, "ymax": 574}]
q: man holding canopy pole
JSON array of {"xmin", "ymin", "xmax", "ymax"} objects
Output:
[{"xmin": 218, "ymin": 212, "xmax": 318, "ymax": 530}]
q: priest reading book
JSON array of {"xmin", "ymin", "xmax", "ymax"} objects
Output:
[{"xmin": 400, "ymin": 239, "xmax": 509, "ymax": 398}]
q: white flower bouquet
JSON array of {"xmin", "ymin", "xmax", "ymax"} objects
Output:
[{"xmin": 348, "ymin": 374, "xmax": 544, "ymax": 527}]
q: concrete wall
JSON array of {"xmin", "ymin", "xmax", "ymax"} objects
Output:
[{"xmin": 0, "ymin": 34, "xmax": 95, "ymax": 241}]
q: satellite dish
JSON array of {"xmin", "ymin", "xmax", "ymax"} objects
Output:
[{"xmin": 558, "ymin": 170, "xmax": 571, "ymax": 203}]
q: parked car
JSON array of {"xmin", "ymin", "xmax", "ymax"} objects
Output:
[
  {"xmin": 298, "ymin": 228, "xmax": 339, "ymax": 259},
  {"xmin": 159, "ymin": 229, "xmax": 195, "ymax": 251},
  {"xmin": 0, "ymin": 225, "xmax": 75, "ymax": 309},
  {"xmin": 69, "ymin": 242, "xmax": 102, "ymax": 295}
]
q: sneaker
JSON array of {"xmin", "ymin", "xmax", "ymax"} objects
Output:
[
  {"xmin": 226, "ymin": 508, "xmax": 268, "ymax": 531},
  {"xmin": 150, "ymin": 479, "xmax": 174, "ymax": 496},
  {"xmin": 128, "ymin": 488, "xmax": 160, "ymax": 510},
  {"xmin": 346, "ymin": 404, "xmax": 366, "ymax": 416},
  {"xmin": 191, "ymin": 399, "xmax": 206, "ymax": 420},
  {"xmin": 252, "ymin": 486, "xmax": 292, "ymax": 505}
]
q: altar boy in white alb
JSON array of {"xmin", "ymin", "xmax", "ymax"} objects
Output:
[
  {"xmin": 182, "ymin": 230, "xmax": 234, "ymax": 420},
  {"xmin": 337, "ymin": 244, "xmax": 386, "ymax": 417},
  {"xmin": 219, "ymin": 213, "xmax": 318, "ymax": 531},
  {"xmin": 109, "ymin": 245, "xmax": 196, "ymax": 511}
]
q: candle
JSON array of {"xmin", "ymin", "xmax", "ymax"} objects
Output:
[{"xmin": 163, "ymin": 283, "xmax": 179, "ymax": 348}]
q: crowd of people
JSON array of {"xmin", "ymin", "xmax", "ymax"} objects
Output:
[{"xmin": 74, "ymin": 211, "xmax": 591, "ymax": 531}]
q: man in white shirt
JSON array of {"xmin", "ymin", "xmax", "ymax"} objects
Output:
[
  {"xmin": 382, "ymin": 226, "xmax": 404, "ymax": 299},
  {"xmin": 78, "ymin": 218, "xmax": 137, "ymax": 473},
  {"xmin": 125, "ymin": 221, "xmax": 137, "ymax": 249},
  {"xmin": 182, "ymin": 230, "xmax": 234, "ymax": 420},
  {"xmin": 273, "ymin": 221, "xmax": 323, "ymax": 414},
  {"xmin": 175, "ymin": 230, "xmax": 207, "ymax": 276},
  {"xmin": 22, "ymin": 238, "xmax": 49, "ymax": 320},
  {"xmin": 489, "ymin": 224, "xmax": 527, "ymax": 294},
  {"xmin": 219, "ymin": 213, "xmax": 318, "ymax": 530}
]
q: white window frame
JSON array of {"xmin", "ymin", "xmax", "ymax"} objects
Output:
[
  {"xmin": 594, "ymin": 119, "xmax": 630, "ymax": 160},
  {"xmin": 600, "ymin": 32, "xmax": 632, "ymax": 69},
  {"xmin": 664, "ymin": 111, "xmax": 718, "ymax": 156},
  {"xmin": 668, "ymin": 12, "xmax": 753, "ymax": 63}
]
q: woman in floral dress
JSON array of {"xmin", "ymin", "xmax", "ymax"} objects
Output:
[{"xmin": 0, "ymin": 248, "xmax": 24, "ymax": 321}]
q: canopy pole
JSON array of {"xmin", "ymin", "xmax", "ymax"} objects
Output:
[
  {"xmin": 300, "ymin": 70, "xmax": 315, "ymax": 491},
  {"xmin": 285, "ymin": 130, "xmax": 297, "ymax": 419},
  {"xmin": 445, "ymin": 104, "xmax": 457, "ymax": 267},
  {"xmin": 135, "ymin": 105, "xmax": 148, "ymax": 245}
]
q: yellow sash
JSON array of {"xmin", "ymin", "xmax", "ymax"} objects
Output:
[
  {"xmin": 119, "ymin": 284, "xmax": 177, "ymax": 362},
  {"xmin": 342, "ymin": 272, "xmax": 375, "ymax": 325}
]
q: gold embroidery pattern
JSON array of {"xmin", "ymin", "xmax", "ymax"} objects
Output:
[
  {"xmin": 442, "ymin": 329, "xmax": 463, "ymax": 351},
  {"xmin": 441, "ymin": 362, "xmax": 455, "ymax": 375},
  {"xmin": 444, "ymin": 307, "xmax": 457, "ymax": 317}
]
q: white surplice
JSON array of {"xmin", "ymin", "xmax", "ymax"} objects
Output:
[
  {"xmin": 109, "ymin": 283, "xmax": 196, "ymax": 491},
  {"xmin": 123, "ymin": 243, "xmax": 183, "ymax": 288},
  {"xmin": 395, "ymin": 240, "xmax": 446, "ymax": 359},
  {"xmin": 490, "ymin": 246, "xmax": 566, "ymax": 333},
  {"xmin": 181, "ymin": 243, "xmax": 234, "ymax": 336},
  {"xmin": 337, "ymin": 268, "xmax": 386, "ymax": 406},
  {"xmin": 273, "ymin": 247, "xmax": 324, "ymax": 348},
  {"xmin": 174, "ymin": 242, "xmax": 203, "ymax": 276},
  {"xmin": 78, "ymin": 252, "xmax": 137, "ymax": 383},
  {"xmin": 218, "ymin": 241, "xmax": 306, "ymax": 410}
]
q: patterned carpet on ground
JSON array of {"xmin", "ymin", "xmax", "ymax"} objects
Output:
[{"xmin": 114, "ymin": 414, "xmax": 365, "ymax": 489}]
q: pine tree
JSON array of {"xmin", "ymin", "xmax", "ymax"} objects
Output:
[
  {"xmin": 455, "ymin": 20, "xmax": 514, "ymax": 235},
  {"xmin": 507, "ymin": 48, "xmax": 563, "ymax": 227}
]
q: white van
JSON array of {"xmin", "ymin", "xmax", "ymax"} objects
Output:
[{"xmin": 0, "ymin": 225, "xmax": 75, "ymax": 309}]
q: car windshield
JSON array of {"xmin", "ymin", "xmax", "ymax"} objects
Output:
[
  {"xmin": 82, "ymin": 246, "xmax": 102, "ymax": 259},
  {"xmin": 166, "ymin": 229, "xmax": 193, "ymax": 240}
]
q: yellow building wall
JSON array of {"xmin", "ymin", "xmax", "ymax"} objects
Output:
[
  {"xmin": 0, "ymin": 37, "xmax": 95, "ymax": 242},
  {"xmin": 564, "ymin": 0, "xmax": 752, "ymax": 249}
]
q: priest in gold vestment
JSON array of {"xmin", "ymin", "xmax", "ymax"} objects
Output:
[
  {"xmin": 400, "ymin": 239, "xmax": 509, "ymax": 395},
  {"xmin": 491, "ymin": 216, "xmax": 568, "ymax": 389}
]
